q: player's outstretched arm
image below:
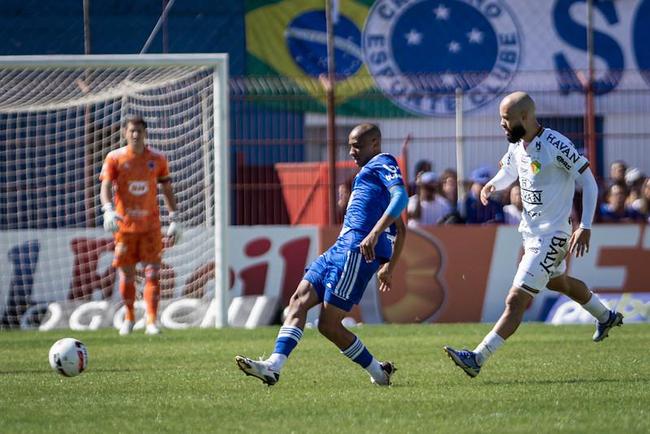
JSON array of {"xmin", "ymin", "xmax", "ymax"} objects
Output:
[{"xmin": 160, "ymin": 180, "xmax": 182, "ymax": 245}]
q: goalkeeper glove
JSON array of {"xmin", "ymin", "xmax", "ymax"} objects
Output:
[
  {"xmin": 102, "ymin": 204, "xmax": 121, "ymax": 233},
  {"xmin": 167, "ymin": 212, "xmax": 182, "ymax": 245}
]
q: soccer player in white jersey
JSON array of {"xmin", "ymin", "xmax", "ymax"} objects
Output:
[{"xmin": 444, "ymin": 92, "xmax": 624, "ymax": 378}]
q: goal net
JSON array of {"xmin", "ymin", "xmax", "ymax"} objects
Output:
[{"xmin": 0, "ymin": 54, "xmax": 229, "ymax": 331}]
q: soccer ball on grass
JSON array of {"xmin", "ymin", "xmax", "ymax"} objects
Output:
[{"xmin": 48, "ymin": 338, "xmax": 88, "ymax": 377}]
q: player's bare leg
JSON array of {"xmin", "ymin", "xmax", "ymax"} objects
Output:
[
  {"xmin": 548, "ymin": 274, "xmax": 623, "ymax": 341},
  {"xmin": 492, "ymin": 287, "xmax": 532, "ymax": 340},
  {"xmin": 317, "ymin": 302, "xmax": 356, "ymax": 349},
  {"xmin": 283, "ymin": 280, "xmax": 321, "ymax": 329},
  {"xmin": 547, "ymin": 274, "xmax": 591, "ymax": 303},
  {"xmin": 319, "ymin": 302, "xmax": 395, "ymax": 386},
  {"xmin": 143, "ymin": 263, "xmax": 162, "ymax": 335},
  {"xmin": 118, "ymin": 266, "xmax": 136, "ymax": 336},
  {"xmin": 236, "ymin": 280, "xmax": 320, "ymax": 385},
  {"xmin": 445, "ymin": 286, "xmax": 531, "ymax": 377}
]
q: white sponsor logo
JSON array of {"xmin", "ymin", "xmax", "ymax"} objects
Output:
[
  {"xmin": 382, "ymin": 164, "xmax": 402, "ymax": 181},
  {"xmin": 125, "ymin": 208, "xmax": 150, "ymax": 217},
  {"xmin": 23, "ymin": 299, "xmax": 225, "ymax": 331},
  {"xmin": 128, "ymin": 181, "xmax": 149, "ymax": 196}
]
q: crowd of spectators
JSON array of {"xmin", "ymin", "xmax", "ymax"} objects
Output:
[{"xmin": 402, "ymin": 159, "xmax": 650, "ymax": 227}]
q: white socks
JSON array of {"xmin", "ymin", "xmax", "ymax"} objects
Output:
[
  {"xmin": 474, "ymin": 331, "xmax": 505, "ymax": 366},
  {"xmin": 581, "ymin": 292, "xmax": 611, "ymax": 323},
  {"xmin": 469, "ymin": 293, "xmax": 609, "ymax": 367},
  {"xmin": 365, "ymin": 358, "xmax": 386, "ymax": 382},
  {"xmin": 267, "ymin": 353, "xmax": 287, "ymax": 371}
]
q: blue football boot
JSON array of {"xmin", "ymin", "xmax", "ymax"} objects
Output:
[
  {"xmin": 444, "ymin": 346, "xmax": 481, "ymax": 378},
  {"xmin": 593, "ymin": 311, "xmax": 624, "ymax": 342}
]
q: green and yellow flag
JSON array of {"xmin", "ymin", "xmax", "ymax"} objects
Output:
[{"xmin": 245, "ymin": 0, "xmax": 377, "ymax": 112}]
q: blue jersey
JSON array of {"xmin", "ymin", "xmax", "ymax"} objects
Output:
[{"xmin": 342, "ymin": 153, "xmax": 404, "ymax": 260}]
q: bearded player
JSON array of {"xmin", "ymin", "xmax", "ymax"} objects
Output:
[
  {"xmin": 100, "ymin": 116, "xmax": 182, "ymax": 335},
  {"xmin": 444, "ymin": 92, "xmax": 623, "ymax": 377}
]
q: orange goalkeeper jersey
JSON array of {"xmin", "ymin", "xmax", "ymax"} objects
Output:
[{"xmin": 100, "ymin": 146, "xmax": 170, "ymax": 233}]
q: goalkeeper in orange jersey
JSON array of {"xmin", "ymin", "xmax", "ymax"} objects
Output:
[{"xmin": 99, "ymin": 115, "xmax": 181, "ymax": 335}]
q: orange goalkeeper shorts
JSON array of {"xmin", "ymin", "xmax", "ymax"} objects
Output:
[{"xmin": 112, "ymin": 230, "xmax": 163, "ymax": 268}]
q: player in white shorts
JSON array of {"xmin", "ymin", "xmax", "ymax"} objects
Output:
[{"xmin": 444, "ymin": 91, "xmax": 624, "ymax": 378}]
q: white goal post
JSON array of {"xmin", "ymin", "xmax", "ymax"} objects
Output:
[{"xmin": 0, "ymin": 54, "xmax": 230, "ymax": 330}]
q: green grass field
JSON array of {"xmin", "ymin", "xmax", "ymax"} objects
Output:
[{"xmin": 1, "ymin": 323, "xmax": 648, "ymax": 433}]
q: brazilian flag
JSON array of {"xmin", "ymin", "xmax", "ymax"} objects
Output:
[{"xmin": 245, "ymin": 0, "xmax": 400, "ymax": 116}]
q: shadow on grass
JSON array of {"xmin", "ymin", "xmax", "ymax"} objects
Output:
[
  {"xmin": 0, "ymin": 367, "xmax": 154, "ymax": 375},
  {"xmin": 481, "ymin": 377, "xmax": 650, "ymax": 386},
  {"xmin": 0, "ymin": 369, "xmax": 53, "ymax": 375}
]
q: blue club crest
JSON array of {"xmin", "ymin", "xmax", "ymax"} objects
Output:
[{"xmin": 363, "ymin": 0, "xmax": 521, "ymax": 116}]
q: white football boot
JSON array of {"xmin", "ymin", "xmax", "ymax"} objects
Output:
[
  {"xmin": 119, "ymin": 320, "xmax": 134, "ymax": 336},
  {"xmin": 145, "ymin": 322, "xmax": 162, "ymax": 335},
  {"xmin": 371, "ymin": 361, "xmax": 396, "ymax": 386},
  {"xmin": 235, "ymin": 355, "xmax": 280, "ymax": 386}
]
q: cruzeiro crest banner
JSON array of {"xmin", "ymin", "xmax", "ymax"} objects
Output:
[
  {"xmin": 364, "ymin": 0, "xmax": 520, "ymax": 116},
  {"xmin": 246, "ymin": 0, "xmax": 650, "ymax": 116},
  {"xmin": 245, "ymin": 0, "xmax": 521, "ymax": 116}
]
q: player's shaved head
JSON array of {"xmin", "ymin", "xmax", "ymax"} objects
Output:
[
  {"xmin": 499, "ymin": 91, "xmax": 540, "ymax": 143},
  {"xmin": 348, "ymin": 123, "xmax": 382, "ymax": 167},
  {"xmin": 350, "ymin": 123, "xmax": 381, "ymax": 141},
  {"xmin": 500, "ymin": 91, "xmax": 535, "ymax": 116}
]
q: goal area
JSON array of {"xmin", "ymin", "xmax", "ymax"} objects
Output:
[{"xmin": 0, "ymin": 54, "xmax": 229, "ymax": 330}]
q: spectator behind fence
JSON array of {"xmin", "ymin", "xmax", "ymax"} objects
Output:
[
  {"xmin": 408, "ymin": 159, "xmax": 432, "ymax": 196},
  {"xmin": 439, "ymin": 168, "xmax": 458, "ymax": 208},
  {"xmin": 624, "ymin": 167, "xmax": 645, "ymax": 206},
  {"xmin": 599, "ymin": 184, "xmax": 645, "ymax": 223},
  {"xmin": 407, "ymin": 171, "xmax": 453, "ymax": 227},
  {"xmin": 503, "ymin": 184, "xmax": 523, "ymax": 225},
  {"xmin": 464, "ymin": 167, "xmax": 504, "ymax": 224},
  {"xmin": 607, "ymin": 160, "xmax": 627, "ymax": 191},
  {"xmin": 631, "ymin": 177, "xmax": 650, "ymax": 221}
]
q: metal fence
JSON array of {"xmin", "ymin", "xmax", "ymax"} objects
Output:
[
  {"xmin": 230, "ymin": 71, "xmax": 650, "ymax": 225},
  {"xmin": 1, "ymin": 71, "xmax": 648, "ymax": 228}
]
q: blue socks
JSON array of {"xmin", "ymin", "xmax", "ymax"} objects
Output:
[
  {"xmin": 341, "ymin": 336, "xmax": 373, "ymax": 368},
  {"xmin": 268, "ymin": 325, "xmax": 303, "ymax": 370}
]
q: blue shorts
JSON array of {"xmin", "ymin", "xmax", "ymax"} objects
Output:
[{"xmin": 304, "ymin": 242, "xmax": 382, "ymax": 312}]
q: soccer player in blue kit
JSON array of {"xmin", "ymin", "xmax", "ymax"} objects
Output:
[{"xmin": 236, "ymin": 123, "xmax": 408, "ymax": 386}]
